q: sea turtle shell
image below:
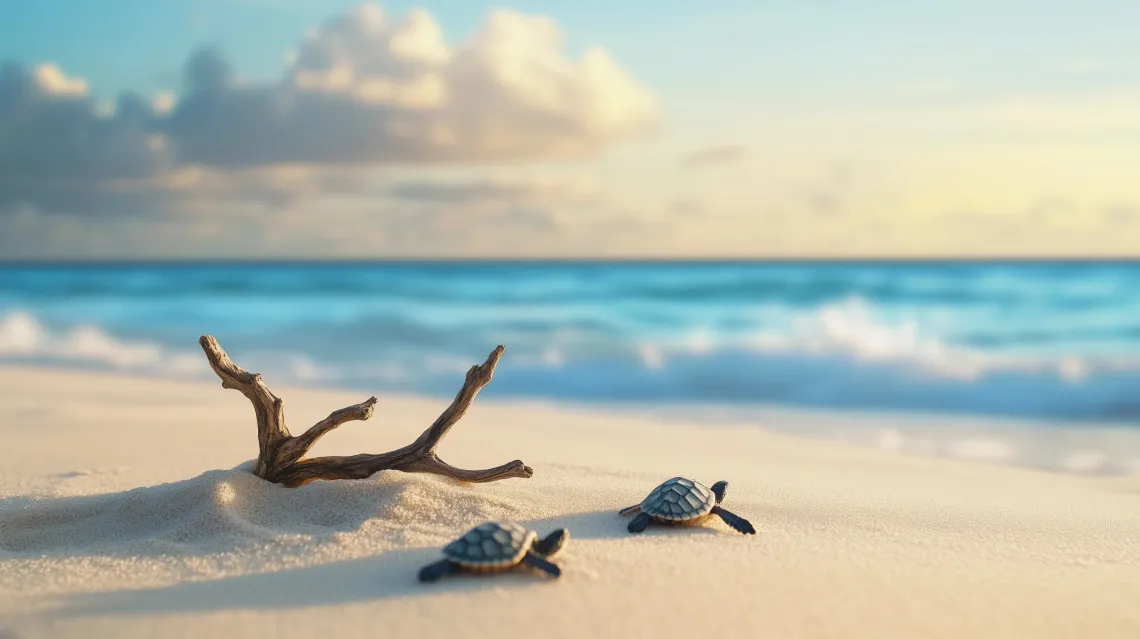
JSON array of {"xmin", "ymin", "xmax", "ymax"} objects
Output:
[
  {"xmin": 640, "ymin": 477, "xmax": 716, "ymax": 522},
  {"xmin": 443, "ymin": 521, "xmax": 537, "ymax": 569}
]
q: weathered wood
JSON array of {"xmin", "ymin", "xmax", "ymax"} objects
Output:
[{"xmin": 199, "ymin": 335, "xmax": 533, "ymax": 487}]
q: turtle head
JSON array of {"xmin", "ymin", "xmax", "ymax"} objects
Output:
[
  {"xmin": 533, "ymin": 528, "xmax": 570, "ymax": 557},
  {"xmin": 711, "ymin": 480, "xmax": 729, "ymax": 504}
]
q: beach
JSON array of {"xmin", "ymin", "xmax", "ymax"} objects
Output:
[
  {"xmin": 2, "ymin": 365, "xmax": 1137, "ymax": 639},
  {"xmin": 6, "ymin": 0, "xmax": 1140, "ymax": 634}
]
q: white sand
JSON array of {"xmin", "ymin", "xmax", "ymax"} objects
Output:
[{"xmin": 1, "ymin": 366, "xmax": 1138, "ymax": 639}]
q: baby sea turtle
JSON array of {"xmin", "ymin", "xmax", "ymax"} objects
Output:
[
  {"xmin": 620, "ymin": 477, "xmax": 756, "ymax": 535},
  {"xmin": 418, "ymin": 521, "xmax": 569, "ymax": 582}
]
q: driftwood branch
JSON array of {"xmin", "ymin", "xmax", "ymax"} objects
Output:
[{"xmin": 199, "ymin": 335, "xmax": 533, "ymax": 487}]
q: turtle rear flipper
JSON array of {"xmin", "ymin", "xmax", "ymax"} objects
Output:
[
  {"xmin": 618, "ymin": 504, "xmax": 642, "ymax": 516},
  {"xmin": 711, "ymin": 506, "xmax": 755, "ymax": 535},
  {"xmin": 419, "ymin": 559, "xmax": 462, "ymax": 582},
  {"xmin": 522, "ymin": 551, "xmax": 561, "ymax": 577},
  {"xmin": 627, "ymin": 511, "xmax": 653, "ymax": 533}
]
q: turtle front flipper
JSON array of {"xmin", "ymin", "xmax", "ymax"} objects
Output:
[
  {"xmin": 627, "ymin": 512, "xmax": 653, "ymax": 533},
  {"xmin": 533, "ymin": 528, "xmax": 570, "ymax": 557},
  {"xmin": 521, "ymin": 551, "xmax": 562, "ymax": 578},
  {"xmin": 419, "ymin": 559, "xmax": 462, "ymax": 582},
  {"xmin": 711, "ymin": 480, "xmax": 729, "ymax": 504},
  {"xmin": 711, "ymin": 506, "xmax": 755, "ymax": 535},
  {"xmin": 618, "ymin": 504, "xmax": 642, "ymax": 516}
]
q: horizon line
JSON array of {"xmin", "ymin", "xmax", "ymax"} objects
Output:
[{"xmin": 2, "ymin": 256, "xmax": 1140, "ymax": 267}]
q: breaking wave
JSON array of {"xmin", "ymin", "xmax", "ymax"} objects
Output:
[{"xmin": 2, "ymin": 296, "xmax": 1139, "ymax": 423}]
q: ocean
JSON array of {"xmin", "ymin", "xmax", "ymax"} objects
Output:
[{"xmin": 1, "ymin": 261, "xmax": 1139, "ymax": 426}]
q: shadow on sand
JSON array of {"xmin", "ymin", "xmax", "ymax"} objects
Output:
[{"xmin": 51, "ymin": 508, "xmax": 724, "ymax": 618}]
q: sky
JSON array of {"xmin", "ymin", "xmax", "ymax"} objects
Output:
[{"xmin": 1, "ymin": 0, "xmax": 1139, "ymax": 259}]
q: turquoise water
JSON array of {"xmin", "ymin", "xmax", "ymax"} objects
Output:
[{"xmin": 1, "ymin": 262, "xmax": 1139, "ymax": 423}]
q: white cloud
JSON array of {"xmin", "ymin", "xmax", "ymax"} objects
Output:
[
  {"xmin": 151, "ymin": 91, "xmax": 177, "ymax": 114},
  {"xmin": 0, "ymin": 3, "xmax": 657, "ymax": 221},
  {"xmin": 167, "ymin": 4, "xmax": 658, "ymax": 167},
  {"xmin": 31, "ymin": 64, "xmax": 89, "ymax": 97}
]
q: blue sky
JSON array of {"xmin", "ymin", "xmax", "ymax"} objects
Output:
[
  {"xmin": 8, "ymin": 1, "xmax": 1138, "ymax": 99},
  {"xmin": 4, "ymin": 1, "xmax": 750, "ymax": 95},
  {"xmin": 2, "ymin": 1, "xmax": 1139, "ymax": 258}
]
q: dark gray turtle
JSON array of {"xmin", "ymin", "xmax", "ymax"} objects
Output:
[
  {"xmin": 418, "ymin": 521, "xmax": 569, "ymax": 582},
  {"xmin": 620, "ymin": 477, "xmax": 755, "ymax": 535}
]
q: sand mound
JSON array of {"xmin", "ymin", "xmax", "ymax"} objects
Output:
[{"xmin": 0, "ymin": 465, "xmax": 536, "ymax": 594}]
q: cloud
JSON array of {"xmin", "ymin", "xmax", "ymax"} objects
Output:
[
  {"xmin": 167, "ymin": 5, "xmax": 658, "ymax": 168},
  {"xmin": 0, "ymin": 3, "xmax": 657, "ymax": 220},
  {"xmin": 0, "ymin": 62, "xmax": 175, "ymax": 215},
  {"xmin": 0, "ymin": 181, "xmax": 655, "ymax": 260},
  {"xmin": 0, "ymin": 60, "xmax": 350, "ymax": 218},
  {"xmin": 387, "ymin": 176, "xmax": 599, "ymax": 205},
  {"xmin": 370, "ymin": 173, "xmax": 621, "ymax": 254},
  {"xmin": 679, "ymin": 144, "xmax": 746, "ymax": 170}
]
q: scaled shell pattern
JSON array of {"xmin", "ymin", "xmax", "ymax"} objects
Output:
[
  {"xmin": 444, "ymin": 521, "xmax": 534, "ymax": 567},
  {"xmin": 640, "ymin": 477, "xmax": 716, "ymax": 521}
]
